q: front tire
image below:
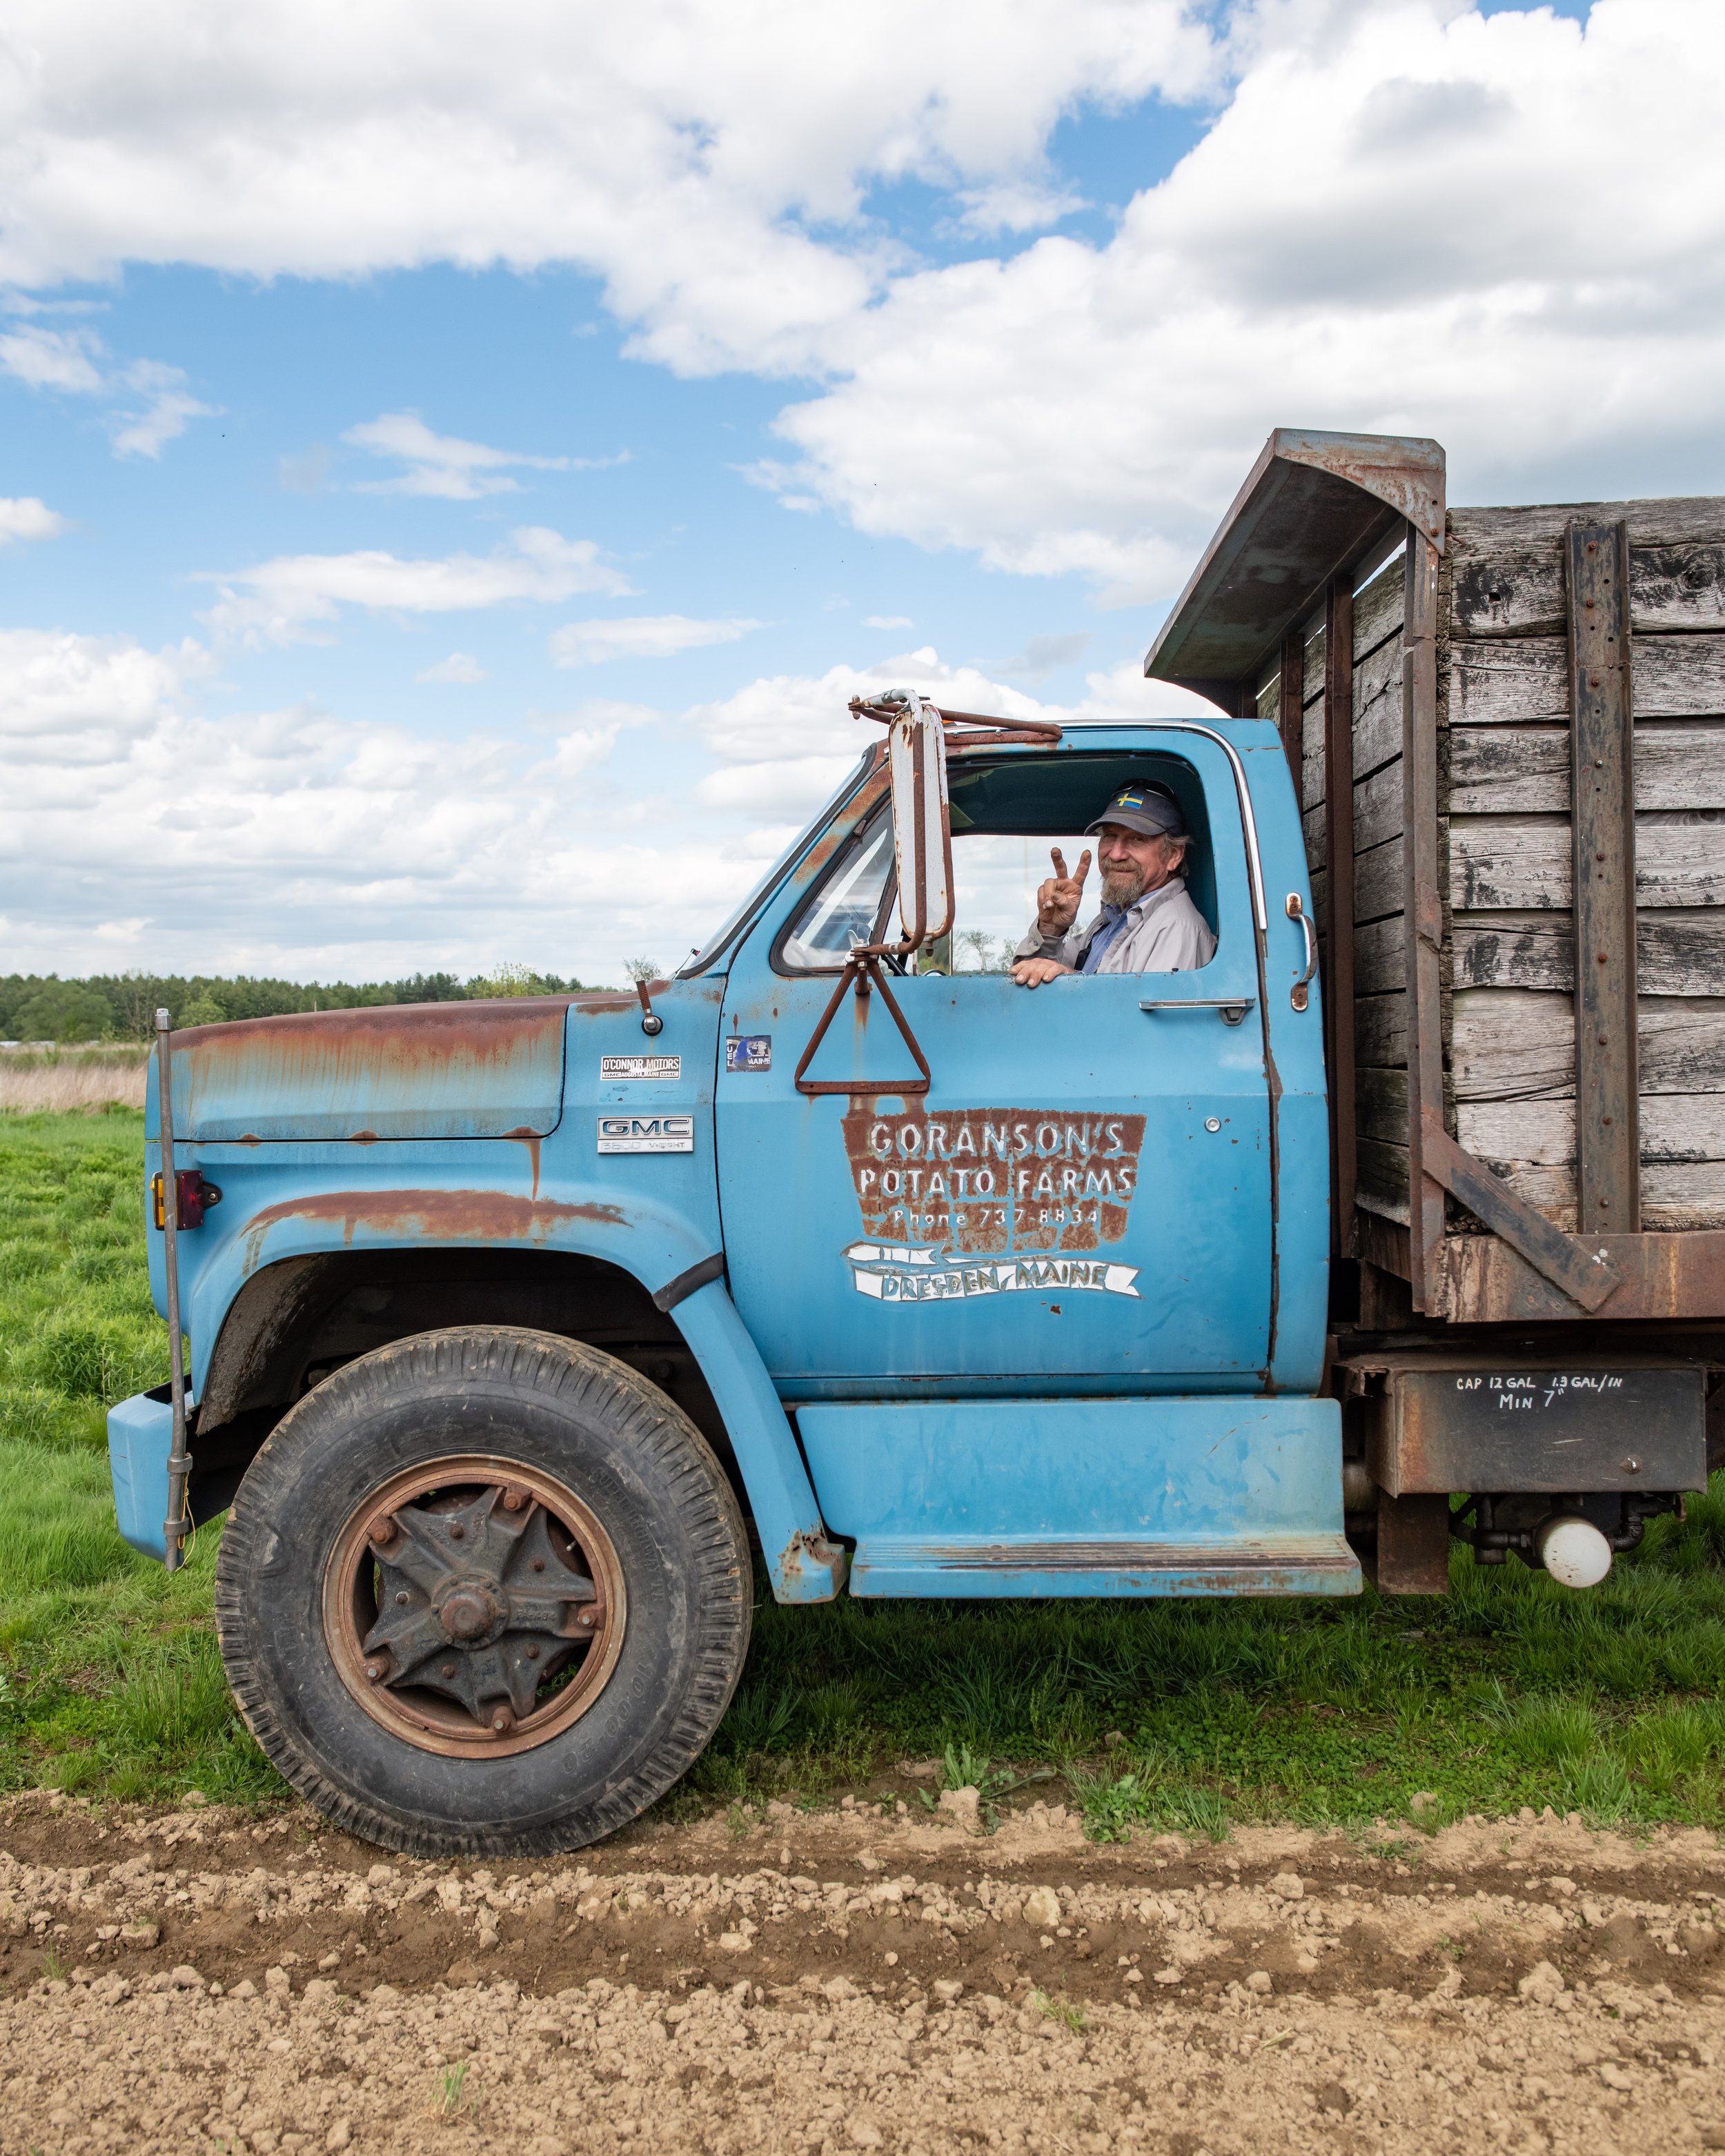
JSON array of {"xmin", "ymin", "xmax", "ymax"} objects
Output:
[{"xmin": 214, "ymin": 1326, "xmax": 751, "ymax": 1857}]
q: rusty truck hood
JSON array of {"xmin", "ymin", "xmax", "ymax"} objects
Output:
[{"xmin": 164, "ymin": 998, "xmax": 573, "ymax": 1143}]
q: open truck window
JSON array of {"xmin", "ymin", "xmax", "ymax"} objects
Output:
[{"xmin": 776, "ymin": 749, "xmax": 1219, "ymax": 975}]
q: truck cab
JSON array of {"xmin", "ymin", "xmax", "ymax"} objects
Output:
[{"xmin": 108, "ymin": 428, "xmax": 1715, "ymax": 1857}]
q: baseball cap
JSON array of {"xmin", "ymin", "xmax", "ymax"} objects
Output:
[{"xmin": 1084, "ymin": 782, "xmax": 1187, "ymax": 840}]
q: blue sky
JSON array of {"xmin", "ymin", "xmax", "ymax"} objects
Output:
[{"xmin": 5, "ymin": 0, "xmax": 1717, "ymax": 991}]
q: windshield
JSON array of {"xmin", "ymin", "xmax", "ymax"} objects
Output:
[{"xmin": 676, "ymin": 753, "xmax": 874, "ymax": 978}]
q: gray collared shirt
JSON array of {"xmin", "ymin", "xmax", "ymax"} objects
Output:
[{"xmin": 1014, "ymin": 875, "xmax": 1218, "ymax": 975}]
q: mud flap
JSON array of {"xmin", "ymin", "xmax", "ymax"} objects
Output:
[{"xmin": 1370, "ymin": 1491, "xmax": 1452, "ymax": 1596}]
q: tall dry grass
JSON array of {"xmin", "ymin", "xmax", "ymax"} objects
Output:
[{"xmin": 0, "ymin": 1049, "xmax": 150, "ymax": 1113}]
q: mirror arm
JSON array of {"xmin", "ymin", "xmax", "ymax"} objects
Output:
[{"xmin": 793, "ymin": 951, "xmax": 934, "ymax": 1099}]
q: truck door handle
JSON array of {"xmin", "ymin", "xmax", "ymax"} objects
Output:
[
  {"xmin": 1140, "ymin": 998, "xmax": 1255, "ymax": 1027},
  {"xmin": 1286, "ymin": 892, "xmax": 1318, "ymax": 1011}
]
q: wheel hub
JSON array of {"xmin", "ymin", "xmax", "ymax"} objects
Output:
[
  {"xmin": 325, "ymin": 1457, "xmax": 627, "ymax": 1758},
  {"xmin": 435, "ymin": 1581, "xmax": 503, "ymax": 1644}
]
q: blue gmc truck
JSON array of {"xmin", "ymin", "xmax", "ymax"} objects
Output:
[{"xmin": 108, "ymin": 431, "xmax": 1723, "ymax": 1855}]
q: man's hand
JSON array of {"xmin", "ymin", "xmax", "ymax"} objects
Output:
[
  {"xmin": 1011, "ymin": 957, "xmax": 1074, "ymax": 989},
  {"xmin": 1035, "ymin": 846, "xmax": 1092, "ymax": 937}
]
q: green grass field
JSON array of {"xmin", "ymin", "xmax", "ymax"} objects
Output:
[{"xmin": 1, "ymin": 1109, "xmax": 1722, "ymax": 1839}]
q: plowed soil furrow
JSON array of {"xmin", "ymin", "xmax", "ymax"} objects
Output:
[{"xmin": 1, "ymin": 1794, "xmax": 1721, "ymax": 2155}]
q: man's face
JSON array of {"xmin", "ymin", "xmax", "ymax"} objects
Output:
[{"xmin": 1096, "ymin": 820, "xmax": 1180, "ymax": 907}]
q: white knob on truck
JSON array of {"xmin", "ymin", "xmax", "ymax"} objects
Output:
[{"xmin": 1536, "ymin": 1515, "xmax": 1613, "ymax": 1589}]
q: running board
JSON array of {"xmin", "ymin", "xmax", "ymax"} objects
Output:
[
  {"xmin": 794, "ymin": 1395, "xmax": 1359, "ymax": 1601},
  {"xmin": 849, "ymin": 1536, "xmax": 1360, "ymax": 1598}
]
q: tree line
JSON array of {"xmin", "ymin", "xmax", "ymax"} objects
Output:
[{"xmin": 0, "ymin": 964, "xmax": 611, "ymax": 1044}]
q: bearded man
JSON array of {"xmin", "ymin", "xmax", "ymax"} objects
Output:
[{"xmin": 1009, "ymin": 782, "xmax": 1217, "ymax": 988}]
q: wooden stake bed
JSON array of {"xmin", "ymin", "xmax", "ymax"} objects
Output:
[{"xmin": 1146, "ymin": 431, "xmax": 1725, "ymax": 1330}]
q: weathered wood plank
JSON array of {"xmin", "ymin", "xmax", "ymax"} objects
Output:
[
  {"xmin": 1448, "ymin": 724, "xmax": 1725, "ymax": 814},
  {"xmin": 1301, "ymin": 702, "xmax": 1325, "ymax": 812},
  {"xmin": 1450, "ymin": 542, "xmax": 1725, "ymax": 640},
  {"xmin": 1357, "ymin": 1064, "xmax": 1408, "ymax": 1147},
  {"xmin": 1354, "ymin": 913, "xmax": 1406, "ymax": 996},
  {"xmin": 1450, "ymin": 989, "xmax": 1725, "ymax": 1102},
  {"xmin": 1451, "ymin": 909, "xmax": 1725, "ymax": 994},
  {"xmin": 1356, "ymin": 990, "xmax": 1406, "ymax": 1071},
  {"xmin": 1458, "ymin": 1091, "xmax": 1725, "ymax": 1167},
  {"xmin": 1567, "ymin": 517, "xmax": 1641, "ymax": 1232},
  {"xmin": 1353, "ymin": 553, "xmax": 1404, "ymax": 664},
  {"xmin": 1355, "ymin": 835, "xmax": 1403, "ymax": 923},
  {"xmin": 1353, "ymin": 756, "xmax": 1403, "ymax": 855},
  {"xmin": 1450, "ymin": 499, "xmax": 1725, "ymax": 552},
  {"xmin": 1301, "ymin": 804, "xmax": 1325, "ymax": 878},
  {"xmin": 1450, "ymin": 633, "xmax": 1725, "ymax": 725},
  {"xmin": 1450, "ymin": 817, "xmax": 1725, "ymax": 909},
  {"xmin": 1352, "ymin": 635, "xmax": 1403, "ymax": 780},
  {"xmin": 1303, "ymin": 622, "xmax": 1327, "ymax": 708},
  {"xmin": 1256, "ymin": 673, "xmax": 1279, "ymax": 723},
  {"xmin": 1443, "ymin": 1156, "xmax": 1725, "ymax": 1233},
  {"xmin": 1355, "ymin": 1138, "xmax": 1410, "ymax": 1223}
]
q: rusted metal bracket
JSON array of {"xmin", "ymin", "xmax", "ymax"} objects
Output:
[
  {"xmin": 1420, "ymin": 1109, "xmax": 1619, "ymax": 1313},
  {"xmin": 793, "ymin": 951, "xmax": 933, "ymax": 1099},
  {"xmin": 155, "ymin": 1007, "xmax": 193, "ymax": 1571},
  {"xmin": 1403, "ymin": 534, "xmax": 1448, "ymax": 1313},
  {"xmin": 1323, "ymin": 572, "xmax": 1357, "ymax": 1252},
  {"xmin": 1567, "ymin": 519, "xmax": 1640, "ymax": 1233},
  {"xmin": 848, "ymin": 698, "xmax": 1062, "ymax": 750}
]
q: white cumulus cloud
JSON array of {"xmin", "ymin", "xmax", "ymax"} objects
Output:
[
  {"xmin": 0, "ymin": 0, "xmax": 1217, "ymax": 373},
  {"xmin": 415, "ymin": 652, "xmax": 488, "ymax": 684},
  {"xmin": 0, "ymin": 320, "xmax": 214, "ymax": 457},
  {"xmin": 0, "ymin": 497, "xmax": 68, "ymax": 546},
  {"xmin": 201, "ymin": 528, "xmax": 634, "ymax": 644},
  {"xmin": 6, "ymin": 2, "xmax": 1722, "ymax": 595},
  {"xmin": 344, "ymin": 411, "xmax": 573, "ymax": 500},
  {"xmin": 549, "ymin": 615, "xmax": 761, "ymax": 667},
  {"xmin": 761, "ymin": 0, "xmax": 1725, "ymax": 596},
  {"xmin": 0, "ymin": 620, "xmax": 1211, "ymax": 981}
]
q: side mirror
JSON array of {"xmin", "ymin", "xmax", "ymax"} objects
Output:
[
  {"xmin": 884, "ymin": 693, "xmax": 954, "ymax": 950},
  {"xmin": 796, "ymin": 693, "xmax": 1062, "ymax": 1096}
]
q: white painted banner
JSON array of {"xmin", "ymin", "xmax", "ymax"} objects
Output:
[{"xmin": 842, "ymin": 1240, "xmax": 1139, "ymax": 1303}]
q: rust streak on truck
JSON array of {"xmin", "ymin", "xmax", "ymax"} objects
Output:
[
  {"xmin": 173, "ymin": 998, "xmax": 572, "ymax": 1145},
  {"xmin": 180, "ymin": 996, "xmax": 570, "ymax": 1070},
  {"xmin": 241, "ymin": 1189, "xmax": 626, "ymax": 1274}
]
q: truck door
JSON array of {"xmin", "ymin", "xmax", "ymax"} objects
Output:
[{"xmin": 715, "ymin": 729, "xmax": 1283, "ymax": 1392}]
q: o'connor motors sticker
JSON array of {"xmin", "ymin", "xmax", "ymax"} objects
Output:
[
  {"xmin": 602, "ymin": 1055, "xmax": 682, "ymax": 1080},
  {"xmin": 597, "ymin": 1115, "xmax": 695, "ymax": 1154}
]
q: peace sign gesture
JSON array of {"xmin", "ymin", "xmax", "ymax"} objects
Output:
[{"xmin": 1035, "ymin": 845, "xmax": 1092, "ymax": 937}]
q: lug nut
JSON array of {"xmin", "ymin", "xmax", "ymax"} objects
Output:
[
  {"xmin": 490, "ymin": 1708, "xmax": 514, "ymax": 1736},
  {"xmin": 368, "ymin": 1515, "xmax": 395, "ymax": 1543},
  {"xmin": 395, "ymin": 1591, "xmax": 408, "ymax": 1606},
  {"xmin": 531, "ymin": 1559, "xmax": 546, "ymax": 1574},
  {"xmin": 448, "ymin": 1522, "xmax": 465, "ymax": 1540},
  {"xmin": 577, "ymin": 1609, "xmax": 596, "ymax": 1629},
  {"xmin": 441, "ymin": 1663, "xmax": 457, "ymax": 1679},
  {"xmin": 365, "ymin": 1663, "xmax": 383, "ymax": 1683},
  {"xmin": 525, "ymin": 1643, "xmax": 540, "ymax": 1661},
  {"xmin": 502, "ymin": 1486, "xmax": 528, "ymax": 1513}
]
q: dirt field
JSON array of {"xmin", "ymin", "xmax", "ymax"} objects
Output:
[{"xmin": 0, "ymin": 1790, "xmax": 1719, "ymax": 2156}]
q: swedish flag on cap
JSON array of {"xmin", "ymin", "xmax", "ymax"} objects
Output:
[{"xmin": 1085, "ymin": 782, "xmax": 1185, "ymax": 839}]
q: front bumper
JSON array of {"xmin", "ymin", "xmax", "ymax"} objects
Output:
[{"xmin": 107, "ymin": 1387, "xmax": 174, "ymax": 1563}]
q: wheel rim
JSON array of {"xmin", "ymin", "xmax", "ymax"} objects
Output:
[{"xmin": 322, "ymin": 1454, "xmax": 627, "ymax": 1759}]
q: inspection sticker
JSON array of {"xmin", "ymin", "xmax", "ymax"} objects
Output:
[
  {"xmin": 601, "ymin": 1054, "xmax": 682, "ymax": 1081},
  {"xmin": 597, "ymin": 1115, "xmax": 695, "ymax": 1154},
  {"xmin": 724, "ymin": 1035, "xmax": 772, "ymax": 1072}
]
